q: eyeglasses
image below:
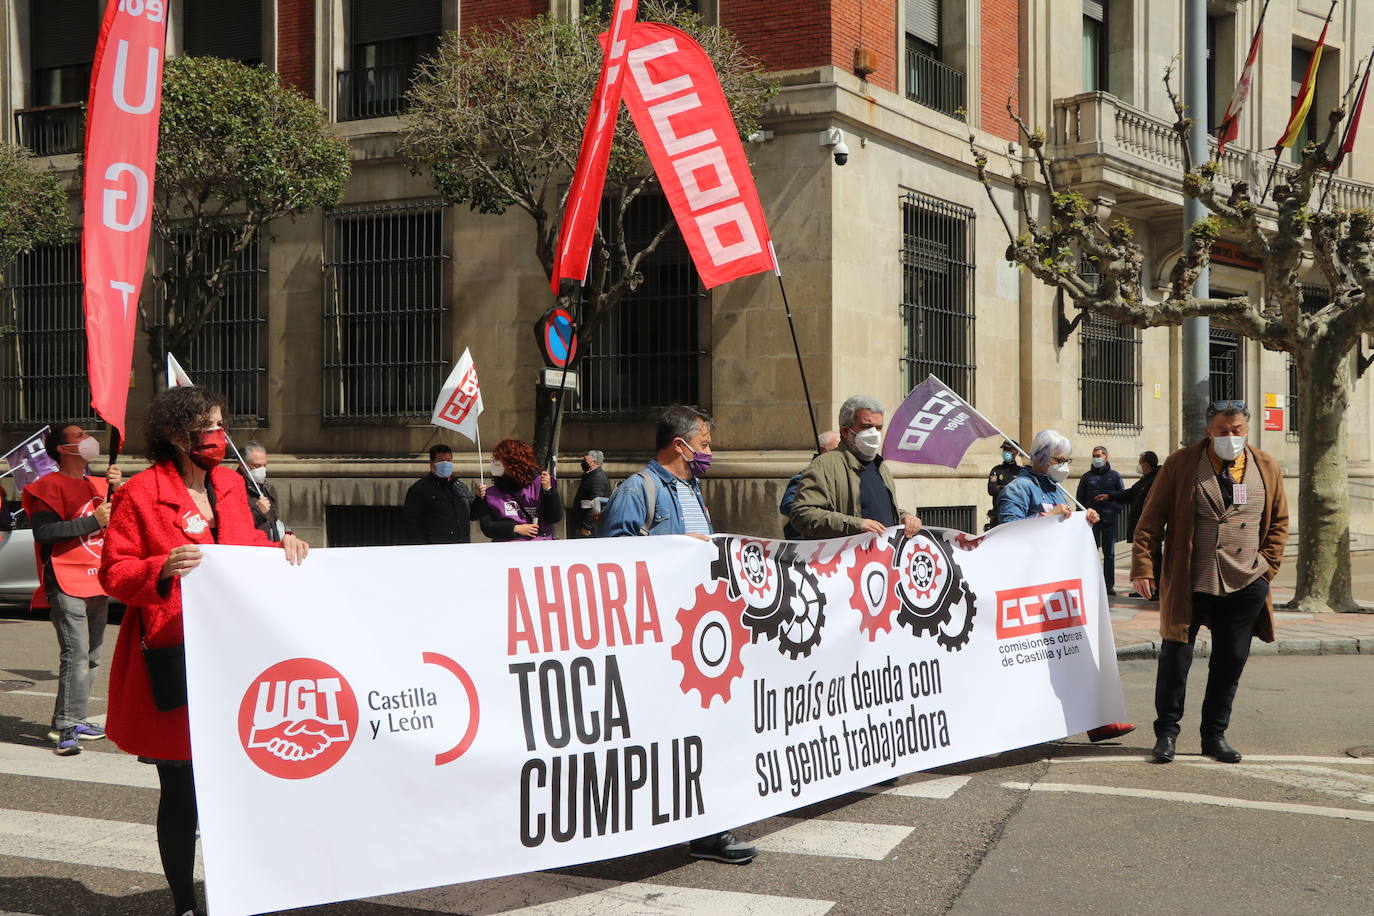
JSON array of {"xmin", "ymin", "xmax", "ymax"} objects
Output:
[
  {"xmin": 1210, "ymin": 400, "xmax": 1246, "ymax": 412},
  {"xmin": 1051, "ymin": 456, "xmax": 1073, "ymax": 465}
]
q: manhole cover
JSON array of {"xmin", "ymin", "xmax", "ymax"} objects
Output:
[
  {"xmin": 1345, "ymin": 746, "xmax": 1374, "ymax": 758},
  {"xmin": 0, "ymin": 680, "xmax": 34, "ymax": 692}
]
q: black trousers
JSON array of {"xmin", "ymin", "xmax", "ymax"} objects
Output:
[
  {"xmin": 1092, "ymin": 520, "xmax": 1116, "ymax": 589},
  {"xmin": 1153, "ymin": 577, "xmax": 1269, "ymax": 740}
]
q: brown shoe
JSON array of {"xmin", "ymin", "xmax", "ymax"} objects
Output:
[{"xmin": 1086, "ymin": 722, "xmax": 1136, "ymax": 742}]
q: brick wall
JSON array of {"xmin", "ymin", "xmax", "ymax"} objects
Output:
[
  {"xmin": 829, "ymin": 0, "xmax": 896, "ymax": 93},
  {"xmin": 277, "ymin": 0, "xmax": 314, "ymax": 96},
  {"xmin": 980, "ymin": 0, "xmax": 1021, "ymax": 141},
  {"xmin": 463, "ymin": 0, "xmax": 549, "ymax": 32},
  {"xmin": 723, "ymin": 1, "xmax": 895, "ymax": 92}
]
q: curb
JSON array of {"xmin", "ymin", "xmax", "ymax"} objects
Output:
[{"xmin": 1115, "ymin": 636, "xmax": 1366, "ymax": 659}]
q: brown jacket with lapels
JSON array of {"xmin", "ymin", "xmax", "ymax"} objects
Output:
[{"xmin": 1130, "ymin": 439, "xmax": 1289, "ymax": 643}]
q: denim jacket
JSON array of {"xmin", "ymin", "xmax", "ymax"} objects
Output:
[
  {"xmin": 601, "ymin": 460, "xmax": 712, "ymax": 537},
  {"xmin": 996, "ymin": 466, "xmax": 1071, "ymax": 524}
]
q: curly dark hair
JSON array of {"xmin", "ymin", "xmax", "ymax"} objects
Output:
[
  {"xmin": 145, "ymin": 386, "xmax": 229, "ymax": 464},
  {"xmin": 492, "ymin": 438, "xmax": 540, "ymax": 487}
]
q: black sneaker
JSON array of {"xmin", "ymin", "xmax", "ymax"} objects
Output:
[
  {"xmin": 688, "ymin": 831, "xmax": 756, "ymax": 864},
  {"xmin": 53, "ymin": 726, "xmax": 81, "ymax": 757}
]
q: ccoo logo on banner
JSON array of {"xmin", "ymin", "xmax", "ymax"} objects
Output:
[{"xmin": 182, "ymin": 516, "xmax": 1125, "ymax": 916}]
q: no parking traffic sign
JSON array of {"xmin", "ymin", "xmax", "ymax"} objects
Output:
[{"xmin": 534, "ymin": 306, "xmax": 578, "ymax": 369}]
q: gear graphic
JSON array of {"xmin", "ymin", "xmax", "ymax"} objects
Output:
[
  {"xmin": 935, "ymin": 579, "xmax": 977, "ymax": 651},
  {"xmin": 671, "ymin": 582, "xmax": 750, "ymax": 708},
  {"xmin": 777, "ymin": 564, "xmax": 827, "ymax": 658},
  {"xmin": 732, "ymin": 539, "xmax": 776, "ymax": 600},
  {"xmin": 847, "ymin": 540, "xmax": 901, "ymax": 641},
  {"xmin": 951, "ymin": 531, "xmax": 985, "ymax": 551},
  {"xmin": 905, "ymin": 538, "xmax": 946, "ymax": 604},
  {"xmin": 810, "ymin": 539, "xmax": 849, "ymax": 578}
]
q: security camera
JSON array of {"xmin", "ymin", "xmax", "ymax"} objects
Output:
[{"xmin": 819, "ymin": 127, "xmax": 849, "ymax": 166}]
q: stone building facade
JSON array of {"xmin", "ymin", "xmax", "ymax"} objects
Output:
[{"xmin": 2, "ymin": 0, "xmax": 1373, "ymax": 545}]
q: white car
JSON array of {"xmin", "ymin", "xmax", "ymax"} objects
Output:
[{"xmin": 0, "ymin": 514, "xmax": 40, "ymax": 605}]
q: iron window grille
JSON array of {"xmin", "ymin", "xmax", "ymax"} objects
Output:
[
  {"xmin": 322, "ymin": 201, "xmax": 449, "ymax": 423},
  {"xmin": 905, "ymin": 35, "xmax": 966, "ymax": 119},
  {"xmin": 1209, "ymin": 326, "xmax": 1242, "ymax": 403},
  {"xmin": 900, "ymin": 189, "xmax": 976, "ymax": 400},
  {"xmin": 325, "ymin": 505, "xmax": 410, "ymax": 547},
  {"xmin": 1078, "ymin": 262, "xmax": 1142, "ymax": 431},
  {"xmin": 337, "ymin": 0, "xmax": 442, "ymax": 121},
  {"xmin": 0, "ymin": 237, "xmax": 97, "ymax": 426},
  {"xmin": 149, "ymin": 225, "xmax": 267, "ymax": 423},
  {"xmin": 570, "ymin": 192, "xmax": 703, "ymax": 417},
  {"xmin": 915, "ymin": 504, "xmax": 976, "ymax": 534}
]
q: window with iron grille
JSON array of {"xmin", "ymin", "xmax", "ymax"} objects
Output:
[
  {"xmin": 17, "ymin": 0, "xmax": 99, "ymax": 156},
  {"xmin": 1209, "ymin": 326, "xmax": 1242, "ymax": 402},
  {"xmin": 1286, "ymin": 285, "xmax": 1328, "ymax": 435},
  {"xmin": 900, "ymin": 189, "xmax": 975, "ymax": 400},
  {"xmin": 183, "ymin": 0, "xmax": 264, "ymax": 64},
  {"xmin": 1078, "ymin": 257, "xmax": 1142, "ymax": 430},
  {"xmin": 150, "ymin": 226, "xmax": 267, "ymax": 422},
  {"xmin": 904, "ymin": 1, "xmax": 965, "ymax": 119},
  {"xmin": 0, "ymin": 238, "xmax": 96, "ymax": 425},
  {"xmin": 338, "ymin": 0, "xmax": 442, "ymax": 121},
  {"xmin": 915, "ymin": 504, "xmax": 976, "ymax": 534},
  {"xmin": 571, "ymin": 193, "xmax": 702, "ymax": 416},
  {"xmin": 323, "ymin": 202, "xmax": 448, "ymax": 423}
]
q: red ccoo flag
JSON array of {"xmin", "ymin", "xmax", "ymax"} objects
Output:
[
  {"xmin": 82, "ymin": 0, "xmax": 168, "ymax": 446},
  {"xmin": 549, "ymin": 0, "xmax": 640, "ymax": 294}
]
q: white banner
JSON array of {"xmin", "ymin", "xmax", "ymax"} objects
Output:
[
  {"xmin": 430, "ymin": 347, "xmax": 483, "ymax": 442},
  {"xmin": 182, "ymin": 514, "xmax": 1125, "ymax": 915}
]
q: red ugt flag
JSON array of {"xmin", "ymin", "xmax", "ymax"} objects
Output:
[
  {"xmin": 618, "ymin": 23, "xmax": 775, "ymax": 288},
  {"xmin": 82, "ymin": 0, "xmax": 168, "ymax": 444},
  {"xmin": 549, "ymin": 0, "xmax": 640, "ymax": 294}
]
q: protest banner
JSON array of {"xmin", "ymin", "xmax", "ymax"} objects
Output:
[
  {"xmin": 1, "ymin": 427, "xmax": 56, "ymax": 490},
  {"xmin": 183, "ymin": 514, "xmax": 1124, "ymax": 915}
]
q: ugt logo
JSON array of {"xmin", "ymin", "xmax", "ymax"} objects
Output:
[{"xmin": 237, "ymin": 658, "xmax": 359, "ymax": 779}]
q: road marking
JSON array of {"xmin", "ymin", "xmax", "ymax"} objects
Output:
[
  {"xmin": 0, "ymin": 741, "xmax": 158, "ymax": 789},
  {"xmin": 1187, "ymin": 763, "xmax": 1374, "ymax": 805},
  {"xmin": 8, "ymin": 689, "xmax": 106, "ymax": 701},
  {"xmin": 372, "ymin": 874, "xmax": 834, "ymax": 915},
  {"xmin": 0, "ymin": 807, "xmax": 202, "ymax": 878},
  {"xmin": 1001, "ymin": 781, "xmax": 1374, "ymax": 822},
  {"xmin": 859, "ymin": 775, "xmax": 971, "ymax": 799},
  {"xmin": 755, "ymin": 818, "xmax": 914, "ymax": 860},
  {"xmin": 1051, "ymin": 754, "xmax": 1374, "ymax": 766}
]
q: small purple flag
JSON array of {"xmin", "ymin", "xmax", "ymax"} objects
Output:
[
  {"xmin": 3, "ymin": 427, "xmax": 57, "ymax": 490},
  {"xmin": 882, "ymin": 375, "xmax": 1000, "ymax": 467}
]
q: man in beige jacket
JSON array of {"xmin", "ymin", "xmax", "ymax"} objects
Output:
[{"xmin": 1131, "ymin": 401, "xmax": 1289, "ymax": 765}]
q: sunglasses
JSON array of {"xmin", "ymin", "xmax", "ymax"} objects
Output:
[{"xmin": 1210, "ymin": 400, "xmax": 1247, "ymax": 412}]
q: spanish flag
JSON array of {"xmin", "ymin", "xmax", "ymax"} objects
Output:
[{"xmin": 1276, "ymin": 11, "xmax": 1335, "ymax": 150}]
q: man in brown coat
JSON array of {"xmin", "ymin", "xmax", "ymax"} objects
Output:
[{"xmin": 1131, "ymin": 402, "xmax": 1289, "ymax": 764}]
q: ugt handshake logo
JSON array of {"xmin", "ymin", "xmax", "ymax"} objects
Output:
[{"xmin": 237, "ymin": 659, "xmax": 360, "ymax": 779}]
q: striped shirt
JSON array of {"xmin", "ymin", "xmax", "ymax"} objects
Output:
[{"xmin": 672, "ymin": 478, "xmax": 712, "ymax": 535}]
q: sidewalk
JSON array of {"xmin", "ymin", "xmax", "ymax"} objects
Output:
[{"xmin": 1108, "ymin": 548, "xmax": 1374, "ymax": 659}]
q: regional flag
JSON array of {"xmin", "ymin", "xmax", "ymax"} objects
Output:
[
  {"xmin": 167, "ymin": 352, "xmax": 194, "ymax": 388},
  {"xmin": 1217, "ymin": 9, "xmax": 1266, "ymax": 156},
  {"xmin": 882, "ymin": 375, "xmax": 1001, "ymax": 468}
]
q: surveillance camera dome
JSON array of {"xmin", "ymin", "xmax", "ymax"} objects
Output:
[{"xmin": 833, "ymin": 140, "xmax": 850, "ymax": 166}]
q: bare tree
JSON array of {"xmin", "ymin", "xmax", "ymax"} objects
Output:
[{"xmin": 970, "ymin": 66, "xmax": 1373, "ymax": 613}]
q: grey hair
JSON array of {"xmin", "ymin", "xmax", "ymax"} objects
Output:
[
  {"xmin": 242, "ymin": 441, "xmax": 266, "ymax": 457},
  {"xmin": 818, "ymin": 430, "xmax": 841, "ymax": 450},
  {"xmin": 1029, "ymin": 429, "xmax": 1071, "ymax": 468},
  {"xmin": 1205, "ymin": 401, "xmax": 1250, "ymax": 423},
  {"xmin": 585, "ymin": 449, "xmax": 605, "ymax": 465},
  {"xmin": 838, "ymin": 395, "xmax": 883, "ymax": 428}
]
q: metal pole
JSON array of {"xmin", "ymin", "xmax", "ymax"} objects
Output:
[{"xmin": 1182, "ymin": 0, "xmax": 1211, "ymax": 445}]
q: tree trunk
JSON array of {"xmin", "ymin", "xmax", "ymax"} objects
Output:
[{"xmin": 1289, "ymin": 345, "xmax": 1359, "ymax": 612}]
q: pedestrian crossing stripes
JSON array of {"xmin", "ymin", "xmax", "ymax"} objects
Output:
[
  {"xmin": 0, "ymin": 740, "xmax": 158, "ymax": 789},
  {"xmin": 755, "ymin": 818, "xmax": 914, "ymax": 860},
  {"xmin": 0, "ymin": 807, "xmax": 203, "ymax": 879}
]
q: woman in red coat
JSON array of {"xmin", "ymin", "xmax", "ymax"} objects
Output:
[{"xmin": 101, "ymin": 386, "xmax": 308, "ymax": 916}]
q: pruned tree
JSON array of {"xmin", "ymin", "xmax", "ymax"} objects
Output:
[
  {"xmin": 970, "ymin": 65, "xmax": 1374, "ymax": 613},
  {"xmin": 399, "ymin": 0, "xmax": 775, "ymax": 350},
  {"xmin": 0, "ymin": 143, "xmax": 68, "ymax": 336},
  {"xmin": 147, "ymin": 55, "xmax": 351, "ymax": 389}
]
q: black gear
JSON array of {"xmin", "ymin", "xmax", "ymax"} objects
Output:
[
  {"xmin": 894, "ymin": 532, "xmax": 956, "ymax": 638},
  {"xmin": 777, "ymin": 564, "xmax": 827, "ymax": 659},
  {"xmin": 935, "ymin": 578, "xmax": 977, "ymax": 651},
  {"xmin": 709, "ymin": 537, "xmax": 734, "ymax": 591}
]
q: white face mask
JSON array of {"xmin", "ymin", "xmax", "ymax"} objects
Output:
[
  {"xmin": 249, "ymin": 465, "xmax": 268, "ymax": 485},
  {"xmin": 1212, "ymin": 435, "xmax": 1245, "ymax": 461},
  {"xmin": 490, "ymin": 460, "xmax": 505, "ymax": 478},
  {"xmin": 75, "ymin": 435, "xmax": 100, "ymax": 462},
  {"xmin": 850, "ymin": 427, "xmax": 882, "ymax": 461},
  {"xmin": 1047, "ymin": 461, "xmax": 1071, "ymax": 483}
]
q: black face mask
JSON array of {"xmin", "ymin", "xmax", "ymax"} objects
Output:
[{"xmin": 581, "ymin": 460, "xmax": 592, "ymax": 473}]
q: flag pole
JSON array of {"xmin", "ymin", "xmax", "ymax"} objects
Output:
[
  {"xmin": 475, "ymin": 421, "xmax": 485, "ymax": 488},
  {"xmin": 1320, "ymin": 48, "xmax": 1373, "ymax": 210},
  {"xmin": 770, "ymin": 244, "xmax": 821, "ymax": 449}
]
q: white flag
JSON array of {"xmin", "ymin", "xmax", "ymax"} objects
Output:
[
  {"xmin": 167, "ymin": 352, "xmax": 194, "ymax": 388},
  {"xmin": 430, "ymin": 348, "xmax": 483, "ymax": 442}
]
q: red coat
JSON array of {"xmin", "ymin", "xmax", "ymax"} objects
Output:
[{"xmin": 101, "ymin": 460, "xmax": 271, "ymax": 760}]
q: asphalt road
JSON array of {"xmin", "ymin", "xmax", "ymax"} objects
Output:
[{"xmin": 2, "ymin": 609, "xmax": 1373, "ymax": 915}]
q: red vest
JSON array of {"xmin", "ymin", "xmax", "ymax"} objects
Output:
[{"xmin": 22, "ymin": 471, "xmax": 110, "ymax": 598}]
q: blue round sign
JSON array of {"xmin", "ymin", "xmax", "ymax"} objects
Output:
[{"xmin": 536, "ymin": 308, "xmax": 578, "ymax": 369}]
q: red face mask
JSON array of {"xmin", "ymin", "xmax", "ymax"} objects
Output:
[{"xmin": 188, "ymin": 427, "xmax": 227, "ymax": 470}]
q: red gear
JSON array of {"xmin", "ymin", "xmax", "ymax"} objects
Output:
[
  {"xmin": 810, "ymin": 542, "xmax": 846, "ymax": 578},
  {"xmin": 903, "ymin": 538, "xmax": 946, "ymax": 604},
  {"xmin": 847, "ymin": 540, "xmax": 900, "ymax": 641},
  {"xmin": 952, "ymin": 532, "xmax": 985, "ymax": 551},
  {"xmin": 671, "ymin": 582, "xmax": 750, "ymax": 708}
]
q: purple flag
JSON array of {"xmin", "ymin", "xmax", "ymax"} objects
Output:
[
  {"xmin": 882, "ymin": 376, "xmax": 1000, "ymax": 467},
  {"xmin": 2, "ymin": 427, "xmax": 58, "ymax": 490}
]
